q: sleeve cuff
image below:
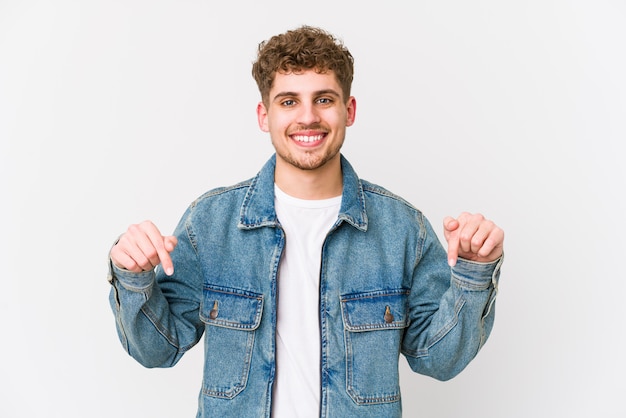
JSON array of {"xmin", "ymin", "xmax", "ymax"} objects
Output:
[
  {"xmin": 451, "ymin": 254, "xmax": 503, "ymax": 291},
  {"xmin": 107, "ymin": 259, "xmax": 155, "ymax": 292}
]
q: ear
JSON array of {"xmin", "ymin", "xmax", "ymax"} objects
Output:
[
  {"xmin": 345, "ymin": 96, "xmax": 356, "ymax": 127},
  {"xmin": 256, "ymin": 102, "xmax": 269, "ymax": 132}
]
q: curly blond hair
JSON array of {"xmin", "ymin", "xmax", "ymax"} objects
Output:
[{"xmin": 251, "ymin": 26, "xmax": 354, "ymax": 105}]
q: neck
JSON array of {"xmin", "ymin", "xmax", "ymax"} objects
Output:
[{"xmin": 274, "ymin": 156, "xmax": 343, "ymax": 200}]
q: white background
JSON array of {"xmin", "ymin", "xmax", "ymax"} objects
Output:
[{"xmin": 1, "ymin": 1, "xmax": 624, "ymax": 417}]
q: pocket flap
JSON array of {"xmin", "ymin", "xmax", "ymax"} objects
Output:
[
  {"xmin": 201, "ymin": 285, "xmax": 264, "ymax": 330},
  {"xmin": 341, "ymin": 289, "xmax": 409, "ymax": 332}
]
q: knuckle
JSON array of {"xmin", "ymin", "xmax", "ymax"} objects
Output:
[
  {"xmin": 144, "ymin": 247, "xmax": 159, "ymax": 260},
  {"xmin": 472, "ymin": 213, "xmax": 485, "ymax": 222},
  {"xmin": 460, "ymin": 232, "xmax": 472, "ymax": 242},
  {"xmin": 471, "ymin": 237, "xmax": 484, "ymax": 247}
]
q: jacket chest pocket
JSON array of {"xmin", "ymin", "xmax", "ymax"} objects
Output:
[
  {"xmin": 200, "ymin": 285, "xmax": 263, "ymax": 399},
  {"xmin": 341, "ymin": 289, "xmax": 409, "ymax": 405}
]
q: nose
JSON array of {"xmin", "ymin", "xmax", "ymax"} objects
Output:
[{"xmin": 297, "ymin": 102, "xmax": 321, "ymax": 126}]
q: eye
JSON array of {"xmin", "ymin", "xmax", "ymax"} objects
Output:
[
  {"xmin": 317, "ymin": 97, "xmax": 333, "ymax": 105},
  {"xmin": 281, "ymin": 99, "xmax": 296, "ymax": 107}
]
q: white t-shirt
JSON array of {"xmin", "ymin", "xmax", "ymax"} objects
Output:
[{"xmin": 271, "ymin": 185, "xmax": 341, "ymax": 418}]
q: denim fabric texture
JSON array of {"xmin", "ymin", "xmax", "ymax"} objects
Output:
[{"xmin": 108, "ymin": 154, "xmax": 502, "ymax": 418}]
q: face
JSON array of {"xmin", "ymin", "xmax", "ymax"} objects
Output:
[{"xmin": 256, "ymin": 69, "xmax": 356, "ymax": 174}]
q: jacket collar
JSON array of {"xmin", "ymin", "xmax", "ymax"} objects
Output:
[{"xmin": 238, "ymin": 154, "xmax": 368, "ymax": 232}]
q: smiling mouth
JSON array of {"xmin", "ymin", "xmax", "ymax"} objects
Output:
[{"xmin": 291, "ymin": 134, "xmax": 326, "ymax": 143}]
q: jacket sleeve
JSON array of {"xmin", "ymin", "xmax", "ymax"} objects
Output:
[
  {"xmin": 401, "ymin": 215, "xmax": 503, "ymax": 381},
  {"xmin": 107, "ymin": 219, "xmax": 205, "ymax": 368}
]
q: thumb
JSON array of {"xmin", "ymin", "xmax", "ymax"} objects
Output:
[
  {"xmin": 164, "ymin": 236, "xmax": 178, "ymax": 252},
  {"xmin": 443, "ymin": 216, "xmax": 459, "ymax": 236}
]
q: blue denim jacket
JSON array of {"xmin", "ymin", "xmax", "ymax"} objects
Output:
[{"xmin": 108, "ymin": 154, "xmax": 502, "ymax": 418}]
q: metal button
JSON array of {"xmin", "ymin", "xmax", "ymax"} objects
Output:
[
  {"xmin": 384, "ymin": 306, "xmax": 394, "ymax": 323},
  {"xmin": 209, "ymin": 300, "xmax": 219, "ymax": 319}
]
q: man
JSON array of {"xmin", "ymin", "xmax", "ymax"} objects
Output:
[{"xmin": 108, "ymin": 25, "xmax": 504, "ymax": 417}]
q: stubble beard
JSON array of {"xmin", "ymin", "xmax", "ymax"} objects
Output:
[
  {"xmin": 284, "ymin": 151, "xmax": 334, "ymax": 171},
  {"xmin": 275, "ymin": 139, "xmax": 343, "ymax": 172}
]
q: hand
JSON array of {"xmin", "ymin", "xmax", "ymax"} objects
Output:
[
  {"xmin": 110, "ymin": 220, "xmax": 178, "ymax": 276},
  {"xmin": 443, "ymin": 212, "xmax": 504, "ymax": 267}
]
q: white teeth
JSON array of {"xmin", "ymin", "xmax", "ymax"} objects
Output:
[{"xmin": 293, "ymin": 134, "xmax": 324, "ymax": 143}]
